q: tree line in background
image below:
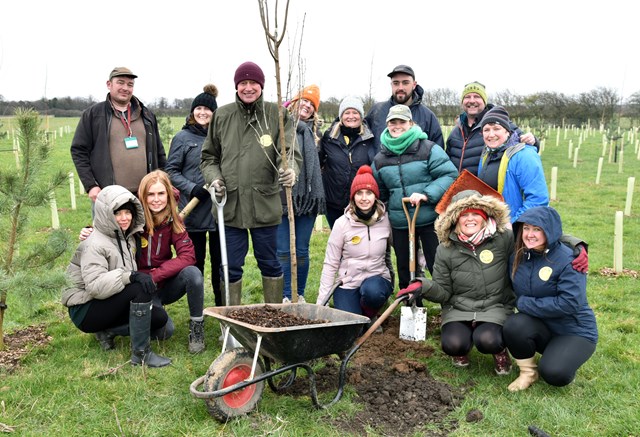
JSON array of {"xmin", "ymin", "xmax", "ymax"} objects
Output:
[{"xmin": 2, "ymin": 86, "xmax": 640, "ymax": 131}]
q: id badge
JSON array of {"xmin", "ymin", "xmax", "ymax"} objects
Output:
[{"xmin": 124, "ymin": 136, "xmax": 139, "ymax": 149}]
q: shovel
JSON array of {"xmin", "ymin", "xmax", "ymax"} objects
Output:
[
  {"xmin": 398, "ymin": 197, "xmax": 427, "ymax": 342},
  {"xmin": 178, "ymin": 184, "xmax": 208, "ymax": 220},
  {"xmin": 211, "ymin": 185, "xmax": 242, "ymax": 350}
]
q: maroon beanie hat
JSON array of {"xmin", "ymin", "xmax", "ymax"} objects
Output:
[
  {"xmin": 461, "ymin": 208, "xmax": 488, "ymax": 221},
  {"xmin": 350, "ymin": 165, "xmax": 380, "ymax": 199},
  {"xmin": 234, "ymin": 62, "xmax": 265, "ymax": 89}
]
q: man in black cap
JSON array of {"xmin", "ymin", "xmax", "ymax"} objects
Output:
[
  {"xmin": 71, "ymin": 67, "xmax": 166, "ymax": 202},
  {"xmin": 365, "ymin": 64, "xmax": 444, "ymax": 149}
]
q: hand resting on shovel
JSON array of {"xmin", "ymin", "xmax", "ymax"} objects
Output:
[{"xmin": 397, "ymin": 280, "xmax": 423, "ymax": 305}]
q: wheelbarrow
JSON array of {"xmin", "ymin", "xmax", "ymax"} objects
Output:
[{"xmin": 189, "ymin": 295, "xmax": 409, "ymax": 422}]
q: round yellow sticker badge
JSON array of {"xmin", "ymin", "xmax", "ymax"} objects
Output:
[
  {"xmin": 140, "ymin": 237, "xmax": 149, "ymax": 248},
  {"xmin": 259, "ymin": 134, "xmax": 273, "ymax": 148},
  {"xmin": 539, "ymin": 266, "xmax": 553, "ymax": 281},
  {"xmin": 479, "ymin": 249, "xmax": 494, "ymax": 264},
  {"xmin": 351, "ymin": 236, "xmax": 362, "ymax": 245}
]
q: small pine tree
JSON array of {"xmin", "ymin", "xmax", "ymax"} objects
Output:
[{"xmin": 0, "ymin": 108, "xmax": 69, "ymax": 350}]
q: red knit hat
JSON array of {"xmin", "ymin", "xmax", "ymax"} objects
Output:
[
  {"xmin": 350, "ymin": 165, "xmax": 379, "ymax": 199},
  {"xmin": 234, "ymin": 61, "xmax": 265, "ymax": 89},
  {"xmin": 461, "ymin": 208, "xmax": 488, "ymax": 221}
]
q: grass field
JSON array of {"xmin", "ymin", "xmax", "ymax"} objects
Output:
[{"xmin": 0, "ymin": 115, "xmax": 639, "ymax": 436}]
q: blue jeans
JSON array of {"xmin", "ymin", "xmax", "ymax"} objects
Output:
[
  {"xmin": 277, "ymin": 214, "xmax": 316, "ymax": 299},
  {"xmin": 225, "ymin": 225, "xmax": 281, "ymax": 282},
  {"xmin": 155, "ymin": 265, "xmax": 204, "ymax": 319},
  {"xmin": 332, "ymin": 275, "xmax": 393, "ymax": 316}
]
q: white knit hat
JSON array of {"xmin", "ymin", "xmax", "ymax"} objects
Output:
[{"xmin": 339, "ymin": 96, "xmax": 364, "ymax": 119}]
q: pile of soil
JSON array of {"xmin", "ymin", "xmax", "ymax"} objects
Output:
[
  {"xmin": 0, "ymin": 324, "xmax": 51, "ymax": 373},
  {"xmin": 272, "ymin": 314, "xmax": 465, "ymax": 436},
  {"xmin": 227, "ymin": 305, "xmax": 328, "ymax": 327}
]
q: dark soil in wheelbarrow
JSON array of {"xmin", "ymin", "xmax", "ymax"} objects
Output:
[{"xmin": 279, "ymin": 314, "xmax": 466, "ymax": 436}]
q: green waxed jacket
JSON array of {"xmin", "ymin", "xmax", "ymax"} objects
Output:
[
  {"xmin": 200, "ymin": 94, "xmax": 300, "ymax": 229},
  {"xmin": 418, "ymin": 192, "xmax": 515, "ymax": 326}
]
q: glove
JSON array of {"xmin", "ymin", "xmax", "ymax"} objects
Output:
[
  {"xmin": 212, "ymin": 179, "xmax": 226, "ymax": 200},
  {"xmin": 129, "ymin": 271, "xmax": 156, "ymax": 295},
  {"xmin": 397, "ymin": 280, "xmax": 422, "ymax": 305},
  {"xmin": 191, "ymin": 185, "xmax": 210, "ymax": 202},
  {"xmin": 572, "ymin": 244, "xmax": 589, "ymax": 273},
  {"xmin": 278, "ymin": 168, "xmax": 296, "ymax": 187}
]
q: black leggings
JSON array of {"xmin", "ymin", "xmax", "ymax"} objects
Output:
[
  {"xmin": 79, "ymin": 283, "xmax": 168, "ymax": 333},
  {"xmin": 503, "ymin": 313, "xmax": 597, "ymax": 387},
  {"xmin": 392, "ymin": 224, "xmax": 439, "ymax": 288},
  {"xmin": 190, "ymin": 230, "xmax": 222, "ymax": 304},
  {"xmin": 441, "ymin": 321, "xmax": 505, "ymax": 356}
]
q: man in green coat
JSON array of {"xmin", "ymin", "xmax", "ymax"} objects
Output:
[{"xmin": 200, "ymin": 61, "xmax": 300, "ymax": 304}]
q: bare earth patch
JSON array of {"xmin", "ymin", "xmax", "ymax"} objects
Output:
[{"xmin": 0, "ymin": 324, "xmax": 52, "ymax": 374}]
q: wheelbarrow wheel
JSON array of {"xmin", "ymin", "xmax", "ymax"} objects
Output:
[{"xmin": 204, "ymin": 348, "xmax": 265, "ymax": 421}]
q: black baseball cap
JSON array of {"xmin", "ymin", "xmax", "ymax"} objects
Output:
[{"xmin": 387, "ymin": 65, "xmax": 415, "ymax": 79}]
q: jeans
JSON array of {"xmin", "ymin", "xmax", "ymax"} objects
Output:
[
  {"xmin": 156, "ymin": 265, "xmax": 204, "ymax": 319},
  {"xmin": 277, "ymin": 214, "xmax": 316, "ymax": 299},
  {"xmin": 225, "ymin": 225, "xmax": 281, "ymax": 282},
  {"xmin": 332, "ymin": 275, "xmax": 393, "ymax": 316}
]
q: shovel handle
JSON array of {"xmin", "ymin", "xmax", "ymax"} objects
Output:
[
  {"xmin": 354, "ymin": 295, "xmax": 408, "ymax": 347},
  {"xmin": 401, "ymin": 198, "xmax": 421, "ymax": 279}
]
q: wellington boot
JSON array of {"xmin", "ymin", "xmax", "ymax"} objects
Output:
[
  {"xmin": 95, "ymin": 331, "xmax": 117, "ymax": 351},
  {"xmin": 262, "ymin": 275, "xmax": 284, "ymax": 304},
  {"xmin": 508, "ymin": 357, "xmax": 538, "ymax": 391},
  {"xmin": 221, "ymin": 280, "xmax": 242, "ymax": 306},
  {"xmin": 129, "ymin": 302, "xmax": 171, "ymax": 368}
]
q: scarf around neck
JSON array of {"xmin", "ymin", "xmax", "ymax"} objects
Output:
[{"xmin": 380, "ymin": 125, "xmax": 427, "ymax": 155}]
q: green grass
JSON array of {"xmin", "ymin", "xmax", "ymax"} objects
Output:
[{"xmin": 1, "ymin": 116, "xmax": 639, "ymax": 436}]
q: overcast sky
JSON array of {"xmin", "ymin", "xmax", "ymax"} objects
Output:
[{"xmin": 1, "ymin": 0, "xmax": 638, "ymax": 107}]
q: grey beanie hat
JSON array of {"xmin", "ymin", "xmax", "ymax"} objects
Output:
[{"xmin": 339, "ymin": 96, "xmax": 364, "ymax": 119}]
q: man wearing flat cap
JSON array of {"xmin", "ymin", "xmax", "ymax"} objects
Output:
[
  {"xmin": 365, "ymin": 64, "xmax": 444, "ymax": 149},
  {"xmin": 71, "ymin": 67, "xmax": 166, "ymax": 201}
]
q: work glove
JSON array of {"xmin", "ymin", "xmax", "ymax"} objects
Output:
[
  {"xmin": 212, "ymin": 179, "xmax": 226, "ymax": 201},
  {"xmin": 129, "ymin": 271, "xmax": 157, "ymax": 295},
  {"xmin": 278, "ymin": 168, "xmax": 296, "ymax": 188},
  {"xmin": 572, "ymin": 244, "xmax": 589, "ymax": 273},
  {"xmin": 396, "ymin": 280, "xmax": 423, "ymax": 305},
  {"xmin": 190, "ymin": 185, "xmax": 210, "ymax": 202}
]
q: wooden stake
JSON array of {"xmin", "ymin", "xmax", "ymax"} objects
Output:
[
  {"xmin": 624, "ymin": 177, "xmax": 635, "ymax": 216},
  {"xmin": 596, "ymin": 157, "xmax": 603, "ymax": 185},
  {"xmin": 550, "ymin": 167, "xmax": 558, "ymax": 201},
  {"xmin": 613, "ymin": 211, "xmax": 623, "ymax": 273}
]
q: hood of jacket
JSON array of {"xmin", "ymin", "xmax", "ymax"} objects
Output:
[
  {"xmin": 93, "ymin": 185, "xmax": 145, "ymax": 236},
  {"xmin": 435, "ymin": 191, "xmax": 510, "ymax": 246},
  {"xmin": 513, "ymin": 206, "xmax": 562, "ymax": 250}
]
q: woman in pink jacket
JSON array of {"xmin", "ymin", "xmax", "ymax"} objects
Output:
[{"xmin": 316, "ymin": 166, "xmax": 393, "ymax": 321}]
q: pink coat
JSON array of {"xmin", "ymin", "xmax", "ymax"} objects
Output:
[{"xmin": 317, "ymin": 204, "xmax": 392, "ymax": 304}]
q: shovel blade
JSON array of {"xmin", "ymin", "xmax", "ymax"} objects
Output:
[{"xmin": 399, "ymin": 305, "xmax": 427, "ymax": 341}]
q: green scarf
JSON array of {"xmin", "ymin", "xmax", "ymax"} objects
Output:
[{"xmin": 380, "ymin": 125, "xmax": 428, "ymax": 155}]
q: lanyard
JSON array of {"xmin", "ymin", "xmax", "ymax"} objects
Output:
[{"xmin": 118, "ymin": 103, "xmax": 132, "ymax": 136}]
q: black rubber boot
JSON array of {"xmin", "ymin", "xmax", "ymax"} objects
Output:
[{"xmin": 129, "ymin": 302, "xmax": 171, "ymax": 368}]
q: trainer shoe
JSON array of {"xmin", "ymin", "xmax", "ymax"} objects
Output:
[
  {"xmin": 452, "ymin": 355, "xmax": 470, "ymax": 367},
  {"xmin": 493, "ymin": 349, "xmax": 512, "ymax": 375}
]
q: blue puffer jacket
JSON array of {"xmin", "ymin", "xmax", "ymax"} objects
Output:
[
  {"xmin": 372, "ymin": 138, "xmax": 457, "ymax": 229},
  {"xmin": 365, "ymin": 85, "xmax": 444, "ymax": 149},
  {"xmin": 510, "ymin": 206, "xmax": 598, "ymax": 344},
  {"xmin": 319, "ymin": 119, "xmax": 377, "ymax": 211}
]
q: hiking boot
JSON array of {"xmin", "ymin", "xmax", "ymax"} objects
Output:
[
  {"xmin": 188, "ymin": 320, "xmax": 205, "ymax": 354},
  {"xmin": 493, "ymin": 349, "xmax": 512, "ymax": 375},
  {"xmin": 452, "ymin": 355, "xmax": 470, "ymax": 367},
  {"xmin": 95, "ymin": 331, "xmax": 116, "ymax": 351}
]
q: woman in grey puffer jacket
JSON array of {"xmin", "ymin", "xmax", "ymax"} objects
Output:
[{"xmin": 62, "ymin": 185, "xmax": 171, "ymax": 368}]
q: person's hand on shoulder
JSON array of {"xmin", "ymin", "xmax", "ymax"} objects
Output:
[{"xmin": 79, "ymin": 226, "xmax": 94, "ymax": 241}]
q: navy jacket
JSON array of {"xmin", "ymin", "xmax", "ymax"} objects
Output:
[
  {"xmin": 365, "ymin": 84, "xmax": 444, "ymax": 149},
  {"xmin": 510, "ymin": 207, "xmax": 598, "ymax": 344}
]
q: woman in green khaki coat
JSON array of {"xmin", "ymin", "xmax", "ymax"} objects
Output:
[{"xmin": 398, "ymin": 190, "xmax": 515, "ymax": 375}]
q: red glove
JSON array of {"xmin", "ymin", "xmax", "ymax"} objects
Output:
[
  {"xmin": 397, "ymin": 281, "xmax": 422, "ymax": 300},
  {"xmin": 572, "ymin": 244, "xmax": 588, "ymax": 273}
]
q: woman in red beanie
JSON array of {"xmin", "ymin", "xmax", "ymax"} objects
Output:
[{"xmin": 316, "ymin": 165, "xmax": 393, "ymax": 325}]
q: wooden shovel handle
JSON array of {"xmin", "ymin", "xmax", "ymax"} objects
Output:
[{"xmin": 401, "ymin": 198, "xmax": 421, "ymax": 277}]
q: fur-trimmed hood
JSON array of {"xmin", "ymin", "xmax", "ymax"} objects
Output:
[{"xmin": 435, "ymin": 190, "xmax": 510, "ymax": 246}]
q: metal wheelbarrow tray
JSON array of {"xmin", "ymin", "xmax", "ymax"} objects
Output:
[{"xmin": 189, "ymin": 302, "xmax": 374, "ymax": 422}]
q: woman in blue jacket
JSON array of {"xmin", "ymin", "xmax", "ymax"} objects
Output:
[
  {"xmin": 504, "ymin": 206, "xmax": 598, "ymax": 391},
  {"xmin": 372, "ymin": 105, "xmax": 457, "ymax": 288}
]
